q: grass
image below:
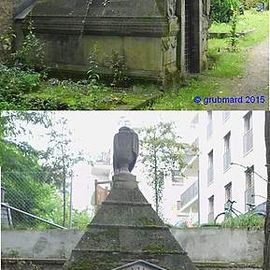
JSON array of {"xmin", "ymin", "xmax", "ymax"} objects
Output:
[
  {"xmin": 0, "ymin": 74, "xmax": 161, "ymax": 110},
  {"xmin": 152, "ymin": 10, "xmax": 269, "ymax": 110}
]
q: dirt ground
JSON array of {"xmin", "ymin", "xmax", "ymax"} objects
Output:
[{"xmin": 222, "ymin": 38, "xmax": 269, "ymax": 110}]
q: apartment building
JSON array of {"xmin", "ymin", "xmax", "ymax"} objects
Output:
[{"xmin": 176, "ymin": 111, "xmax": 267, "ymax": 225}]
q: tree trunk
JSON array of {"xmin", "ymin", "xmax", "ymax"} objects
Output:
[
  {"xmin": 264, "ymin": 111, "xmax": 270, "ymax": 270},
  {"xmin": 154, "ymin": 150, "xmax": 158, "ymax": 214}
]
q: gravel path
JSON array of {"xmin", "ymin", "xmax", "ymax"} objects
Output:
[{"xmin": 223, "ymin": 38, "xmax": 269, "ymax": 110}]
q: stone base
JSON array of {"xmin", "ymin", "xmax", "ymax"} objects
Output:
[{"xmin": 65, "ymin": 175, "xmax": 197, "ymax": 270}]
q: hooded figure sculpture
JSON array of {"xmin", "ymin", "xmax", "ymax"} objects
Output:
[{"xmin": 113, "ymin": 127, "xmax": 139, "ymax": 175}]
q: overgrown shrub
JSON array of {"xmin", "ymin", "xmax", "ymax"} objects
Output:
[
  {"xmin": 87, "ymin": 45, "xmax": 101, "ymax": 85},
  {"xmin": 0, "ymin": 28, "xmax": 16, "ymax": 65},
  {"xmin": 221, "ymin": 213, "xmax": 264, "ymax": 229},
  {"xmin": 210, "ymin": 0, "xmax": 241, "ymax": 23},
  {"xmin": 241, "ymin": 0, "xmax": 269, "ymax": 9},
  {"xmin": 107, "ymin": 50, "xmax": 129, "ymax": 88},
  {"xmin": 14, "ymin": 19, "xmax": 45, "ymax": 70},
  {"xmin": 0, "ymin": 65, "xmax": 41, "ymax": 102},
  {"xmin": 229, "ymin": 9, "xmax": 239, "ymax": 51}
]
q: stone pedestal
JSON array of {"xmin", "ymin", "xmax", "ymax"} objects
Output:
[{"xmin": 65, "ymin": 174, "xmax": 198, "ymax": 270}]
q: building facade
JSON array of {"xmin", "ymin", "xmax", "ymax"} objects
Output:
[{"xmin": 176, "ymin": 111, "xmax": 267, "ymax": 225}]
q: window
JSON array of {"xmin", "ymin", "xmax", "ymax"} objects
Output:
[
  {"xmin": 245, "ymin": 166, "xmax": 255, "ymax": 211},
  {"xmin": 207, "ymin": 150, "xmax": 214, "ymax": 186},
  {"xmin": 243, "ymin": 112, "xmax": 253, "ymax": 155},
  {"xmin": 208, "ymin": 195, "xmax": 214, "ymax": 222},
  {"xmin": 222, "ymin": 111, "xmax": 230, "ymax": 123},
  {"xmin": 207, "ymin": 111, "xmax": 213, "ymax": 139},
  {"xmin": 225, "ymin": 182, "xmax": 232, "ymax": 202},
  {"xmin": 177, "ymin": 201, "xmax": 182, "ymax": 210},
  {"xmin": 172, "ymin": 170, "xmax": 183, "ymax": 185},
  {"xmin": 223, "ymin": 132, "xmax": 231, "ymax": 171}
]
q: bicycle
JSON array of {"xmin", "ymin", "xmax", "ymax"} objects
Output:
[
  {"xmin": 214, "ymin": 200, "xmax": 242, "ymax": 224},
  {"xmin": 214, "ymin": 200, "xmax": 266, "ymax": 225}
]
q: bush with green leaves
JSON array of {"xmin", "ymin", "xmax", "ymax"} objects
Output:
[
  {"xmin": 0, "ymin": 28, "xmax": 16, "ymax": 65},
  {"xmin": 87, "ymin": 45, "xmax": 101, "ymax": 85},
  {"xmin": 14, "ymin": 19, "xmax": 45, "ymax": 70},
  {"xmin": 0, "ymin": 65, "xmax": 41, "ymax": 103},
  {"xmin": 210, "ymin": 0, "xmax": 241, "ymax": 23},
  {"xmin": 221, "ymin": 213, "xmax": 264, "ymax": 229},
  {"xmin": 108, "ymin": 50, "xmax": 129, "ymax": 88},
  {"xmin": 241, "ymin": 0, "xmax": 269, "ymax": 9},
  {"xmin": 0, "ymin": 142, "xmax": 64, "ymax": 229}
]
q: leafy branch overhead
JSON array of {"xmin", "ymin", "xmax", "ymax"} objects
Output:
[{"xmin": 138, "ymin": 122, "xmax": 198, "ymax": 214}]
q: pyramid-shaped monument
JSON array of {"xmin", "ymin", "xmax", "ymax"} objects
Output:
[{"xmin": 65, "ymin": 127, "xmax": 197, "ymax": 270}]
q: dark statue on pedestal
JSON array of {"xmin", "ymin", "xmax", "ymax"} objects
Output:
[
  {"xmin": 113, "ymin": 127, "xmax": 139, "ymax": 175},
  {"xmin": 65, "ymin": 125, "xmax": 197, "ymax": 270}
]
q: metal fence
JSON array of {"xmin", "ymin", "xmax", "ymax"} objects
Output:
[{"xmin": 1, "ymin": 168, "xmax": 68, "ymax": 230}]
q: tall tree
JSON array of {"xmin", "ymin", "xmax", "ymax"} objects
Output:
[
  {"xmin": 42, "ymin": 116, "xmax": 86, "ymax": 227},
  {"xmin": 264, "ymin": 111, "xmax": 270, "ymax": 270},
  {"xmin": 138, "ymin": 122, "xmax": 196, "ymax": 215},
  {"xmin": 1, "ymin": 112, "xmax": 87, "ymax": 228}
]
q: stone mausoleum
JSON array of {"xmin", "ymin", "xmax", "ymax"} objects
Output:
[{"xmin": 14, "ymin": 0, "xmax": 210, "ymax": 81}]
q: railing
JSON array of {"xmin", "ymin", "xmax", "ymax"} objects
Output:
[
  {"xmin": 207, "ymin": 166, "xmax": 214, "ymax": 186},
  {"xmin": 1, "ymin": 203, "xmax": 67, "ymax": 230},
  {"xmin": 245, "ymin": 188, "xmax": 255, "ymax": 211},
  {"xmin": 179, "ymin": 180, "xmax": 198, "ymax": 209},
  {"xmin": 223, "ymin": 151, "xmax": 231, "ymax": 171},
  {"xmin": 243, "ymin": 129, "xmax": 253, "ymax": 155}
]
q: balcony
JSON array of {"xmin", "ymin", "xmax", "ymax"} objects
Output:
[
  {"xmin": 243, "ymin": 129, "xmax": 253, "ymax": 155},
  {"xmin": 179, "ymin": 181, "xmax": 199, "ymax": 209},
  {"xmin": 207, "ymin": 166, "xmax": 214, "ymax": 186},
  {"xmin": 223, "ymin": 151, "xmax": 231, "ymax": 171}
]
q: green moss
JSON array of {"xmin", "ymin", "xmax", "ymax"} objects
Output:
[
  {"xmin": 67, "ymin": 254, "xmax": 119, "ymax": 270},
  {"xmin": 86, "ymin": 227, "xmax": 119, "ymax": 244},
  {"xmin": 143, "ymin": 244, "xmax": 170, "ymax": 254},
  {"xmin": 137, "ymin": 217, "xmax": 159, "ymax": 226}
]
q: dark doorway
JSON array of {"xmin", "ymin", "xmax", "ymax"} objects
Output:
[{"xmin": 184, "ymin": 0, "xmax": 200, "ymax": 73}]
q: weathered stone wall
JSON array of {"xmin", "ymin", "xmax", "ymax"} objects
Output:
[
  {"xmin": 200, "ymin": 0, "xmax": 210, "ymax": 69},
  {"xmin": 0, "ymin": 0, "xmax": 14, "ymax": 36},
  {"xmin": 1, "ymin": 258, "xmax": 262, "ymax": 270},
  {"xmin": 1, "ymin": 229, "xmax": 264, "ymax": 264},
  {"xmin": 172, "ymin": 228, "xmax": 264, "ymax": 264}
]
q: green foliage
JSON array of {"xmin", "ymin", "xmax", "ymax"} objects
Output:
[
  {"xmin": 210, "ymin": 0, "xmax": 241, "ymax": 23},
  {"xmin": 107, "ymin": 50, "xmax": 129, "ymax": 88},
  {"xmin": 221, "ymin": 213, "xmax": 265, "ymax": 229},
  {"xmin": 0, "ymin": 28, "xmax": 16, "ymax": 64},
  {"xmin": 0, "ymin": 65, "xmax": 41, "ymax": 103},
  {"xmin": 14, "ymin": 19, "xmax": 45, "ymax": 70},
  {"xmin": 87, "ymin": 45, "xmax": 101, "ymax": 85},
  {"xmin": 241, "ymin": 0, "xmax": 269, "ymax": 9},
  {"xmin": 153, "ymin": 11, "xmax": 269, "ymax": 110},
  {"xmin": 138, "ymin": 122, "xmax": 196, "ymax": 214},
  {"xmin": 229, "ymin": 9, "xmax": 239, "ymax": 51},
  {"xmin": 72, "ymin": 209, "xmax": 93, "ymax": 230},
  {"xmin": 0, "ymin": 142, "xmax": 63, "ymax": 229}
]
